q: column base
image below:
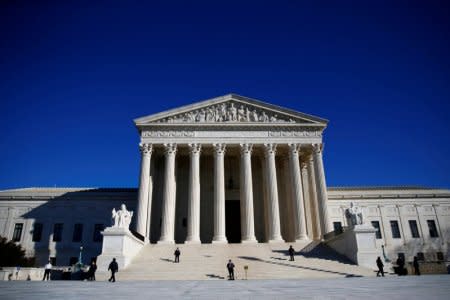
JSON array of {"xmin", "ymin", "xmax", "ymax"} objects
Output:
[
  {"xmin": 241, "ymin": 239, "xmax": 258, "ymax": 244},
  {"xmin": 157, "ymin": 240, "xmax": 175, "ymax": 245},
  {"xmin": 212, "ymin": 237, "xmax": 228, "ymax": 244},
  {"xmin": 268, "ymin": 238, "xmax": 285, "ymax": 244},
  {"xmin": 294, "ymin": 236, "xmax": 309, "ymax": 243},
  {"xmin": 184, "ymin": 239, "xmax": 201, "ymax": 244}
]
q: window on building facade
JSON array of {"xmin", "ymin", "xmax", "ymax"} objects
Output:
[
  {"xmin": 93, "ymin": 224, "xmax": 104, "ymax": 242},
  {"xmin": 69, "ymin": 257, "xmax": 78, "ymax": 266},
  {"xmin": 371, "ymin": 221, "xmax": 382, "ymax": 239},
  {"xmin": 408, "ymin": 220, "xmax": 420, "ymax": 238},
  {"xmin": 333, "ymin": 222, "xmax": 343, "ymax": 233},
  {"xmin": 390, "ymin": 220, "xmax": 401, "ymax": 238},
  {"xmin": 32, "ymin": 223, "xmax": 43, "ymax": 242},
  {"xmin": 12, "ymin": 223, "xmax": 24, "ymax": 242},
  {"xmin": 427, "ymin": 220, "xmax": 439, "ymax": 238},
  {"xmin": 436, "ymin": 252, "xmax": 444, "ymax": 261},
  {"xmin": 417, "ymin": 252, "xmax": 425, "ymax": 261},
  {"xmin": 72, "ymin": 223, "xmax": 83, "ymax": 242},
  {"xmin": 53, "ymin": 223, "xmax": 63, "ymax": 242}
]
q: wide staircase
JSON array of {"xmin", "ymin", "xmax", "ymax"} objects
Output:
[{"xmin": 98, "ymin": 241, "xmax": 376, "ymax": 280}]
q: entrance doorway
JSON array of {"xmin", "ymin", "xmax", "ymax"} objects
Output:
[{"xmin": 225, "ymin": 200, "xmax": 241, "ymax": 243}]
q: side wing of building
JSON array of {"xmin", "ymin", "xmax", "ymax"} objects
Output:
[{"xmin": 327, "ymin": 187, "xmax": 450, "ymax": 262}]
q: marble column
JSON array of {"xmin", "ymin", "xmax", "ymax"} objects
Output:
[
  {"xmin": 212, "ymin": 143, "xmax": 227, "ymax": 243},
  {"xmin": 301, "ymin": 161, "xmax": 313, "ymax": 239},
  {"xmin": 240, "ymin": 143, "xmax": 257, "ymax": 243},
  {"xmin": 159, "ymin": 143, "xmax": 177, "ymax": 244},
  {"xmin": 135, "ymin": 143, "xmax": 152, "ymax": 242},
  {"xmin": 185, "ymin": 143, "xmax": 201, "ymax": 244},
  {"xmin": 264, "ymin": 143, "xmax": 284, "ymax": 243},
  {"xmin": 288, "ymin": 144, "xmax": 308, "ymax": 241},
  {"xmin": 307, "ymin": 156, "xmax": 321, "ymax": 240},
  {"xmin": 312, "ymin": 144, "xmax": 333, "ymax": 238}
]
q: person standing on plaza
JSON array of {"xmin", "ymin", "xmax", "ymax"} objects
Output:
[
  {"xmin": 227, "ymin": 259, "xmax": 235, "ymax": 280},
  {"xmin": 288, "ymin": 245, "xmax": 295, "ymax": 261},
  {"xmin": 413, "ymin": 256, "xmax": 421, "ymax": 276},
  {"xmin": 174, "ymin": 247, "xmax": 181, "ymax": 263},
  {"xmin": 42, "ymin": 260, "xmax": 52, "ymax": 281},
  {"xmin": 108, "ymin": 258, "xmax": 119, "ymax": 282},
  {"xmin": 376, "ymin": 256, "xmax": 384, "ymax": 277},
  {"xmin": 88, "ymin": 261, "xmax": 97, "ymax": 281}
]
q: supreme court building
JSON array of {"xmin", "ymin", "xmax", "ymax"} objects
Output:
[{"xmin": 0, "ymin": 94, "xmax": 449, "ymax": 268}]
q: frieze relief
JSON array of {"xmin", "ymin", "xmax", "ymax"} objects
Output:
[
  {"xmin": 142, "ymin": 130, "xmax": 322, "ymax": 139},
  {"xmin": 155, "ymin": 101, "xmax": 302, "ymax": 124},
  {"xmin": 142, "ymin": 131, "xmax": 195, "ymax": 137},
  {"xmin": 268, "ymin": 131, "xmax": 321, "ymax": 137}
]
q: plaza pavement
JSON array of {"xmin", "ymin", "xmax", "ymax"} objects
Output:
[{"xmin": 0, "ymin": 275, "xmax": 449, "ymax": 299}]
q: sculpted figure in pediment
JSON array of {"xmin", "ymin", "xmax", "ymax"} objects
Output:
[
  {"xmin": 238, "ymin": 105, "xmax": 246, "ymax": 122},
  {"xmin": 229, "ymin": 103, "xmax": 237, "ymax": 121}
]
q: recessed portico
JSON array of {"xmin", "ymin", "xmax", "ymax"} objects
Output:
[{"xmin": 133, "ymin": 94, "xmax": 333, "ymax": 244}]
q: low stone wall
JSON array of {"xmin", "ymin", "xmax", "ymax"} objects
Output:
[
  {"xmin": 0, "ymin": 267, "xmax": 89, "ymax": 281},
  {"xmin": 405, "ymin": 262, "xmax": 449, "ymax": 275}
]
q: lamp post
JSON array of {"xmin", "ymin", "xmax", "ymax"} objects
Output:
[
  {"xmin": 78, "ymin": 246, "xmax": 83, "ymax": 266},
  {"xmin": 381, "ymin": 245, "xmax": 390, "ymax": 262}
]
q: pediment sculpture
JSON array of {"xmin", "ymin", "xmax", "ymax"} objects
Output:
[{"xmin": 155, "ymin": 101, "xmax": 298, "ymax": 124}]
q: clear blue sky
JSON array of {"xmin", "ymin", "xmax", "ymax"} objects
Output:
[{"xmin": 1, "ymin": 1, "xmax": 449, "ymax": 189}]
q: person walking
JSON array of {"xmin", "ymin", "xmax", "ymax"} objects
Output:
[
  {"xmin": 376, "ymin": 256, "xmax": 384, "ymax": 277},
  {"xmin": 108, "ymin": 258, "xmax": 119, "ymax": 282},
  {"xmin": 288, "ymin": 245, "xmax": 295, "ymax": 261},
  {"xmin": 88, "ymin": 261, "xmax": 97, "ymax": 281},
  {"xmin": 413, "ymin": 256, "xmax": 421, "ymax": 276},
  {"xmin": 227, "ymin": 259, "xmax": 235, "ymax": 280},
  {"xmin": 42, "ymin": 260, "xmax": 52, "ymax": 281},
  {"xmin": 174, "ymin": 247, "xmax": 181, "ymax": 263}
]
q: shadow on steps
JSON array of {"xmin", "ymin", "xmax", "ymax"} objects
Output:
[
  {"xmin": 237, "ymin": 255, "xmax": 362, "ymax": 277},
  {"xmin": 271, "ymin": 242, "xmax": 355, "ymax": 265}
]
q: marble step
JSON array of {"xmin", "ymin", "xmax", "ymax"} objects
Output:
[{"xmin": 98, "ymin": 242, "xmax": 376, "ymax": 280}]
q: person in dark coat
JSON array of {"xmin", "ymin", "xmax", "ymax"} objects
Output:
[
  {"xmin": 396, "ymin": 255, "xmax": 406, "ymax": 276},
  {"xmin": 108, "ymin": 258, "xmax": 119, "ymax": 282},
  {"xmin": 174, "ymin": 247, "xmax": 181, "ymax": 263},
  {"xmin": 227, "ymin": 259, "xmax": 235, "ymax": 280},
  {"xmin": 413, "ymin": 256, "xmax": 420, "ymax": 276},
  {"xmin": 376, "ymin": 256, "xmax": 384, "ymax": 277},
  {"xmin": 288, "ymin": 245, "xmax": 295, "ymax": 261},
  {"xmin": 88, "ymin": 261, "xmax": 97, "ymax": 281}
]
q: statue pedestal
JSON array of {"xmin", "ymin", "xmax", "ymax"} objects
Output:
[
  {"xmin": 326, "ymin": 224, "xmax": 379, "ymax": 269},
  {"xmin": 96, "ymin": 227, "xmax": 144, "ymax": 271}
]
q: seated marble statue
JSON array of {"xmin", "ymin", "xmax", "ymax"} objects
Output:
[
  {"xmin": 345, "ymin": 202, "xmax": 363, "ymax": 226},
  {"xmin": 112, "ymin": 204, "xmax": 133, "ymax": 229}
]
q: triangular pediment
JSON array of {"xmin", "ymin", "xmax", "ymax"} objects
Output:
[{"xmin": 134, "ymin": 94, "xmax": 328, "ymax": 126}]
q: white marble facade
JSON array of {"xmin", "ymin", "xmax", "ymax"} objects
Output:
[
  {"xmin": 0, "ymin": 94, "xmax": 449, "ymax": 266},
  {"xmin": 133, "ymin": 94, "xmax": 332, "ymax": 245}
]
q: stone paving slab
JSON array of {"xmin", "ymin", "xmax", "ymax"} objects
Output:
[{"xmin": 1, "ymin": 275, "xmax": 449, "ymax": 299}]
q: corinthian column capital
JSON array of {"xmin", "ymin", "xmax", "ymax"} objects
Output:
[
  {"xmin": 288, "ymin": 143, "xmax": 301, "ymax": 155},
  {"xmin": 312, "ymin": 143, "xmax": 324, "ymax": 154},
  {"xmin": 139, "ymin": 143, "xmax": 153, "ymax": 155},
  {"xmin": 163, "ymin": 143, "xmax": 177, "ymax": 155},
  {"xmin": 188, "ymin": 143, "xmax": 201, "ymax": 154},
  {"xmin": 213, "ymin": 143, "xmax": 226, "ymax": 155},
  {"xmin": 240, "ymin": 143, "xmax": 253, "ymax": 155},
  {"xmin": 264, "ymin": 143, "xmax": 277, "ymax": 156}
]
